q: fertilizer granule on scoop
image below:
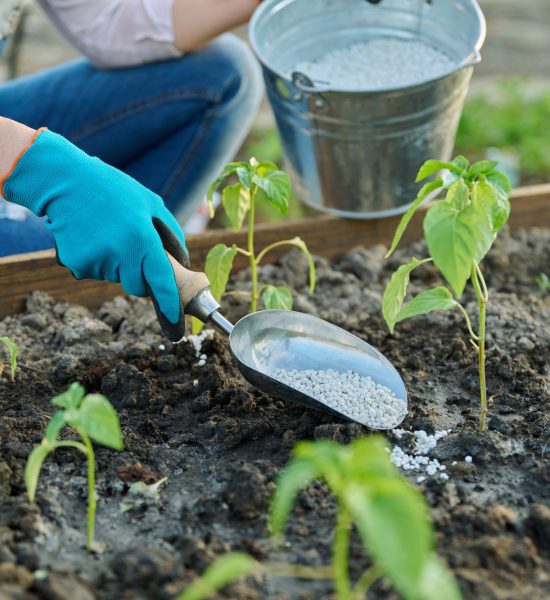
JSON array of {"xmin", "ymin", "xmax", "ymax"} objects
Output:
[
  {"xmin": 270, "ymin": 368, "xmax": 407, "ymax": 429},
  {"xmin": 294, "ymin": 37, "xmax": 455, "ymax": 91}
]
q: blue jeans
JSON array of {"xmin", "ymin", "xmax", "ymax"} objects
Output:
[{"xmin": 0, "ymin": 33, "xmax": 263, "ymax": 256}]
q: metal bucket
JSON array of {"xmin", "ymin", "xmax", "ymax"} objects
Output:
[{"xmin": 249, "ymin": 0, "xmax": 486, "ymax": 218}]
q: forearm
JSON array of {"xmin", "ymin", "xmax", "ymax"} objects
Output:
[
  {"xmin": 172, "ymin": 0, "xmax": 259, "ymax": 52},
  {"xmin": 0, "ymin": 118, "xmax": 36, "ymax": 195}
]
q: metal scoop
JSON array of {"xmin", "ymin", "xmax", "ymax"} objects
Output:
[{"xmin": 170, "ymin": 258, "xmax": 407, "ymax": 430}]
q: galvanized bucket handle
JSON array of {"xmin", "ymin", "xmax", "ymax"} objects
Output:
[
  {"xmin": 291, "ymin": 71, "xmax": 332, "ymax": 94},
  {"xmin": 291, "ymin": 71, "xmax": 331, "ymax": 111}
]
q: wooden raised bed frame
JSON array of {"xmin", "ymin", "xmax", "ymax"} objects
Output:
[{"xmin": 1, "ymin": 184, "xmax": 549, "ymax": 320}]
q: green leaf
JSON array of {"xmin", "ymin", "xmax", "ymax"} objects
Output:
[
  {"xmin": 385, "ymin": 180, "xmax": 442, "ymax": 258},
  {"xmin": 25, "ymin": 444, "xmax": 52, "ymax": 502},
  {"xmin": 395, "ymin": 287, "xmax": 458, "ymax": 325},
  {"xmin": 419, "ymin": 555, "xmax": 463, "ymax": 600},
  {"xmin": 451, "ymin": 155, "xmax": 470, "ymax": 172},
  {"xmin": 349, "ymin": 436, "xmax": 397, "ymax": 480},
  {"xmin": 441, "ymin": 170, "xmax": 462, "ymax": 188},
  {"xmin": 382, "ymin": 258, "xmax": 432, "ymax": 333},
  {"xmin": 204, "ymin": 243, "xmax": 238, "ymax": 302},
  {"xmin": 236, "ymin": 166, "xmax": 253, "ymax": 189},
  {"xmin": 485, "ymin": 170, "xmax": 512, "ymax": 232},
  {"xmin": 51, "ymin": 382, "xmax": 85, "ymax": 410},
  {"xmin": 191, "ymin": 316, "xmax": 204, "ymax": 336},
  {"xmin": 261, "ymin": 286, "xmax": 293, "ymax": 311},
  {"xmin": 72, "ymin": 394, "xmax": 123, "ymax": 450},
  {"xmin": 128, "ymin": 477, "xmax": 168, "ymax": 498},
  {"xmin": 347, "ymin": 478, "xmax": 433, "ymax": 600},
  {"xmin": 120, "ymin": 477, "xmax": 169, "ymax": 513},
  {"xmin": 466, "ymin": 160, "xmax": 499, "ymax": 179},
  {"xmin": 177, "ymin": 553, "xmax": 259, "ymax": 600},
  {"xmin": 256, "ymin": 161, "xmax": 278, "ymax": 177},
  {"xmin": 207, "ymin": 162, "xmax": 249, "ymax": 217},
  {"xmin": 0, "ymin": 337, "xmax": 18, "ymax": 382},
  {"xmin": 293, "ymin": 441, "xmax": 347, "ymax": 495},
  {"xmin": 446, "ymin": 178, "xmax": 469, "ymax": 211},
  {"xmin": 486, "ymin": 170, "xmax": 512, "ymax": 195},
  {"xmin": 222, "ymin": 183, "xmax": 250, "ymax": 231},
  {"xmin": 475, "ymin": 178, "xmax": 511, "ymax": 233},
  {"xmin": 45, "ymin": 411, "xmax": 66, "ymax": 443},
  {"xmin": 253, "ymin": 170, "xmax": 291, "ymax": 214},
  {"xmin": 416, "ymin": 160, "xmax": 462, "ymax": 182},
  {"xmin": 270, "ymin": 458, "xmax": 319, "ymax": 540},
  {"xmin": 424, "ymin": 201, "xmax": 493, "ymax": 297}
]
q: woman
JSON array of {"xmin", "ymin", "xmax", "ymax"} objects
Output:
[{"xmin": 0, "ymin": 0, "xmax": 263, "ymax": 340}]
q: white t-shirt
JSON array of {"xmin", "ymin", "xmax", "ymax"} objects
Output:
[{"xmin": 38, "ymin": 0, "xmax": 182, "ymax": 69}]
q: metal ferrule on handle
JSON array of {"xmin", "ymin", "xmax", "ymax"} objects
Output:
[{"xmin": 187, "ymin": 288, "xmax": 234, "ymax": 335}]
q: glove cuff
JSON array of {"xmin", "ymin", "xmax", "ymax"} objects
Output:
[
  {"xmin": 1, "ymin": 129, "xmax": 89, "ymax": 218},
  {"xmin": 0, "ymin": 127, "xmax": 48, "ymax": 203}
]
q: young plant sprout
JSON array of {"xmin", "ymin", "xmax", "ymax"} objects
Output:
[
  {"xmin": 270, "ymin": 436, "xmax": 460, "ymax": 600},
  {"xmin": 25, "ymin": 383, "xmax": 123, "ymax": 552},
  {"xmin": 119, "ymin": 477, "xmax": 168, "ymax": 513},
  {"xmin": 179, "ymin": 437, "xmax": 461, "ymax": 600},
  {"xmin": 383, "ymin": 156, "xmax": 512, "ymax": 432},
  {"xmin": 535, "ymin": 273, "xmax": 549, "ymax": 297},
  {"xmin": 206, "ymin": 158, "xmax": 316, "ymax": 313},
  {"xmin": 0, "ymin": 337, "xmax": 18, "ymax": 382}
]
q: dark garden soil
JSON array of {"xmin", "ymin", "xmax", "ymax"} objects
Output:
[{"xmin": 0, "ymin": 228, "xmax": 549, "ymax": 600}]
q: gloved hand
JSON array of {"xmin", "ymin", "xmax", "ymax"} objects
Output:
[{"xmin": 2, "ymin": 129, "xmax": 188, "ymax": 342}]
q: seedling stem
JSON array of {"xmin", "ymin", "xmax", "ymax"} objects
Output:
[
  {"xmin": 471, "ymin": 265, "xmax": 488, "ymax": 432},
  {"xmin": 248, "ymin": 184, "xmax": 259, "ymax": 312},
  {"xmin": 78, "ymin": 429, "xmax": 97, "ymax": 551},
  {"xmin": 333, "ymin": 508, "xmax": 353, "ymax": 599},
  {"xmin": 353, "ymin": 565, "xmax": 382, "ymax": 599}
]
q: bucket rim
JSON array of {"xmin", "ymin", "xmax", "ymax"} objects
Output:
[{"xmin": 249, "ymin": 0, "xmax": 487, "ymax": 95}]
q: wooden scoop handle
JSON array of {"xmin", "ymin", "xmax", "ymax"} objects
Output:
[
  {"xmin": 152, "ymin": 253, "xmax": 214, "ymax": 343},
  {"xmin": 166, "ymin": 253, "xmax": 210, "ymax": 310}
]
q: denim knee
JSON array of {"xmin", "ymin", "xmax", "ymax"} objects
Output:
[
  {"xmin": 167, "ymin": 35, "xmax": 265, "ymax": 223},
  {"xmin": 205, "ymin": 33, "xmax": 264, "ymax": 119}
]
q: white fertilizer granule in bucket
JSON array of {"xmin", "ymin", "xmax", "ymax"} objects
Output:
[
  {"xmin": 270, "ymin": 368, "xmax": 407, "ymax": 429},
  {"xmin": 293, "ymin": 37, "xmax": 455, "ymax": 91}
]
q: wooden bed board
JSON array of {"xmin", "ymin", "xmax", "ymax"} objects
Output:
[{"xmin": 1, "ymin": 184, "xmax": 549, "ymax": 319}]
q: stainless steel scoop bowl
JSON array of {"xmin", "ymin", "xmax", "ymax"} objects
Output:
[{"xmin": 169, "ymin": 257, "xmax": 408, "ymax": 430}]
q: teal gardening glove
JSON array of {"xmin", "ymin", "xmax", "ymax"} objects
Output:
[{"xmin": 2, "ymin": 129, "xmax": 188, "ymax": 342}]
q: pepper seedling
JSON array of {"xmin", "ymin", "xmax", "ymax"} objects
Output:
[
  {"xmin": 179, "ymin": 437, "xmax": 461, "ymax": 600},
  {"xmin": 382, "ymin": 156, "xmax": 512, "ymax": 431},
  {"xmin": 0, "ymin": 337, "xmax": 18, "ymax": 382},
  {"xmin": 270, "ymin": 436, "xmax": 460, "ymax": 600},
  {"xmin": 25, "ymin": 383, "xmax": 123, "ymax": 551},
  {"xmin": 205, "ymin": 158, "xmax": 316, "ymax": 314}
]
